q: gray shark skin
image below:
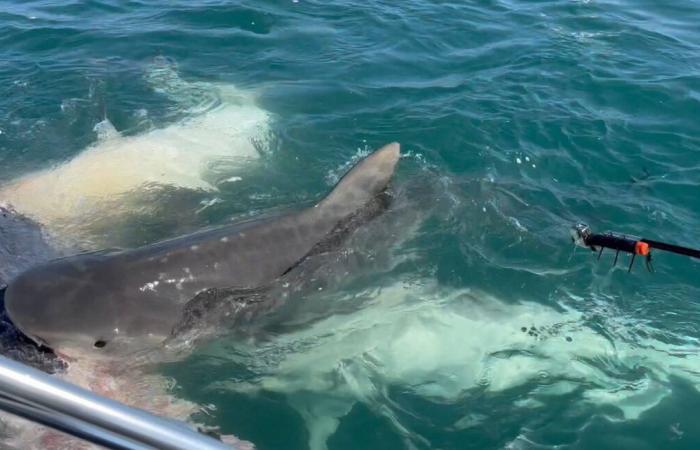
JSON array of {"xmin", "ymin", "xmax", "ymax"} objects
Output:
[
  {"xmin": 0, "ymin": 205, "xmax": 58, "ymax": 288},
  {"xmin": 4, "ymin": 143, "xmax": 400, "ymax": 358}
]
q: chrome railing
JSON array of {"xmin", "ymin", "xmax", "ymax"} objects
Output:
[{"xmin": 0, "ymin": 355, "xmax": 235, "ymax": 450}]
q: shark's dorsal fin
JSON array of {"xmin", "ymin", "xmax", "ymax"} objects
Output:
[{"xmin": 318, "ymin": 142, "xmax": 399, "ymax": 219}]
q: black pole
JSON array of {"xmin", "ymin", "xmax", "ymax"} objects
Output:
[
  {"xmin": 572, "ymin": 223, "xmax": 700, "ymax": 266},
  {"xmin": 641, "ymin": 239, "xmax": 700, "ymax": 260}
]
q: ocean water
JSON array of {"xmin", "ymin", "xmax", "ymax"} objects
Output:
[{"xmin": 1, "ymin": 1, "xmax": 700, "ymax": 449}]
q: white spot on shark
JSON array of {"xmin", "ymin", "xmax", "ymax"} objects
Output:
[
  {"xmin": 174, "ymin": 275, "xmax": 191, "ymax": 290},
  {"xmin": 139, "ymin": 281, "xmax": 160, "ymax": 292}
]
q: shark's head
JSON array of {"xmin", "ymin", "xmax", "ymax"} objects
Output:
[{"xmin": 4, "ymin": 254, "xmax": 170, "ymax": 360}]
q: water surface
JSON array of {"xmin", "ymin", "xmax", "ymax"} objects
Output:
[{"xmin": 2, "ymin": 1, "xmax": 700, "ymax": 449}]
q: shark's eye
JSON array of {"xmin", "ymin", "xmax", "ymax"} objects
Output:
[{"xmin": 93, "ymin": 340, "xmax": 107, "ymax": 348}]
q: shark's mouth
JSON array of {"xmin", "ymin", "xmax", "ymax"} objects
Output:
[{"xmin": 0, "ymin": 287, "xmax": 64, "ymax": 374}]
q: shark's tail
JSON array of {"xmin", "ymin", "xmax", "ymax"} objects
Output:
[{"xmin": 318, "ymin": 143, "xmax": 400, "ymax": 218}]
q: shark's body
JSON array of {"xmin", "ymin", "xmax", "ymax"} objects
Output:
[{"xmin": 3, "ymin": 143, "xmax": 400, "ymax": 358}]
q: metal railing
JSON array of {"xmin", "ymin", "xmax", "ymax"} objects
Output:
[{"xmin": 0, "ymin": 355, "xmax": 235, "ymax": 450}]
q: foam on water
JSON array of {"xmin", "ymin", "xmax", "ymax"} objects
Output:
[
  {"xmin": 0, "ymin": 60, "xmax": 271, "ymax": 245},
  {"xmin": 205, "ymin": 281, "xmax": 700, "ymax": 450}
]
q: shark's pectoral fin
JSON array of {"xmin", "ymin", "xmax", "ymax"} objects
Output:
[
  {"xmin": 168, "ymin": 286, "xmax": 269, "ymax": 342},
  {"xmin": 311, "ymin": 188, "xmax": 393, "ymax": 257},
  {"xmin": 281, "ymin": 188, "xmax": 394, "ymax": 279}
]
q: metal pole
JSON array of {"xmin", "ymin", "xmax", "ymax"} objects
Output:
[{"xmin": 0, "ymin": 356, "xmax": 234, "ymax": 450}]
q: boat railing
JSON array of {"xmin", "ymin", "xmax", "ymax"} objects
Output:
[{"xmin": 0, "ymin": 355, "xmax": 235, "ymax": 450}]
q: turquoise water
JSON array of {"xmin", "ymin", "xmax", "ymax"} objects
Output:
[{"xmin": 2, "ymin": 1, "xmax": 700, "ymax": 449}]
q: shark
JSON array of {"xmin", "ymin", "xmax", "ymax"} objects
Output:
[{"xmin": 3, "ymin": 143, "xmax": 400, "ymax": 361}]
